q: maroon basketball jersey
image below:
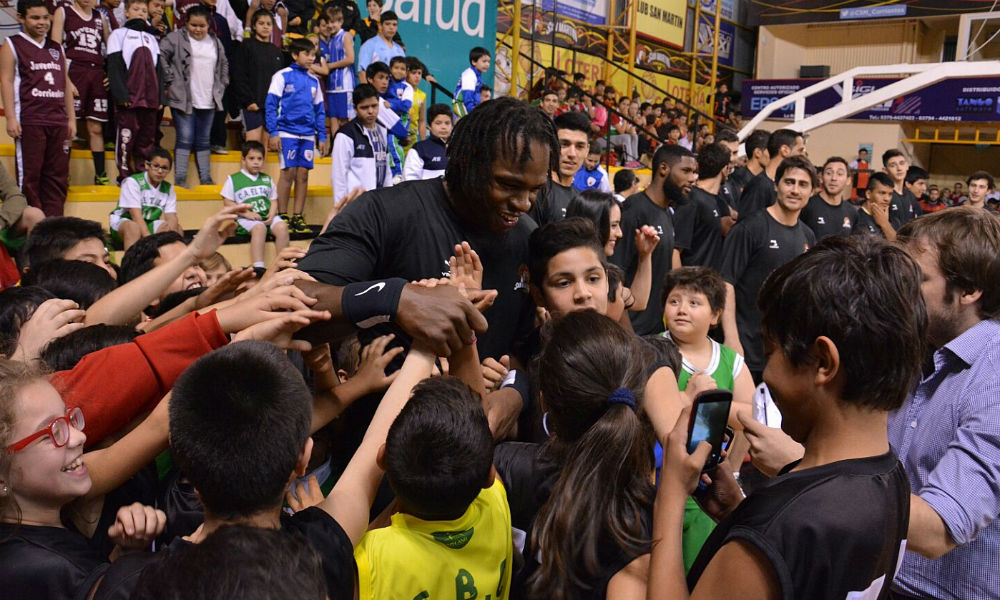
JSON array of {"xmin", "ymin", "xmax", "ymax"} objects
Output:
[
  {"xmin": 7, "ymin": 33, "xmax": 68, "ymax": 126},
  {"xmin": 61, "ymin": 6, "xmax": 105, "ymax": 66}
]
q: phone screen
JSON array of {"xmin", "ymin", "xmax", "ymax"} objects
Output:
[{"xmin": 687, "ymin": 390, "xmax": 733, "ymax": 469}]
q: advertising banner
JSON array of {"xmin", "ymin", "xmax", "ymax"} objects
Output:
[
  {"xmin": 633, "ymin": 0, "xmax": 686, "ymax": 48},
  {"xmin": 742, "ymin": 77, "xmax": 1000, "ymax": 123},
  {"xmin": 383, "ymin": 0, "xmax": 497, "ymax": 90},
  {"xmin": 526, "ymin": 0, "xmax": 610, "ymax": 26},
  {"xmin": 749, "ymin": 0, "xmax": 998, "ymax": 26},
  {"xmin": 696, "ymin": 13, "xmax": 736, "ymax": 67}
]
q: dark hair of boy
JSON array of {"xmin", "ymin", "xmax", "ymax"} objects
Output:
[
  {"xmin": 664, "ymin": 122, "xmax": 680, "ymax": 136},
  {"xmin": 881, "ymin": 148, "xmax": 904, "ymax": 167},
  {"xmin": 20, "ymin": 259, "xmax": 117, "ymax": 309},
  {"xmin": 714, "ymin": 128, "xmax": 738, "ymax": 145},
  {"xmin": 352, "ymin": 83, "xmax": 378, "ymax": 107},
  {"xmin": 170, "ymin": 341, "xmax": 313, "ymax": 518},
  {"xmin": 767, "ymin": 129, "xmax": 801, "ymax": 159},
  {"xmin": 566, "ymin": 190, "xmax": 616, "ymax": 247},
  {"xmin": 124, "ymin": 0, "xmax": 148, "ymax": 8},
  {"xmin": 759, "ymin": 235, "xmax": 927, "ymax": 411},
  {"xmin": 480, "ymin": 84, "xmax": 492, "ymax": 93},
  {"xmin": 379, "ymin": 9, "xmax": 397, "ymax": 22},
  {"xmin": 897, "ymin": 205, "xmax": 1000, "ymax": 319},
  {"xmin": 365, "ymin": 60, "xmax": 390, "ymax": 80},
  {"xmin": 250, "ymin": 8, "xmax": 273, "ymax": 27},
  {"xmin": 334, "ymin": 334, "xmax": 362, "ymax": 378},
  {"xmin": 388, "ymin": 55, "xmax": 406, "ymax": 68},
  {"xmin": 696, "ymin": 143, "xmax": 731, "ymax": 180},
  {"xmin": 324, "ymin": 5, "xmax": 343, "ymax": 20},
  {"xmin": 287, "ymin": 37, "xmax": 315, "ymax": 57},
  {"xmin": 383, "ymin": 376, "xmax": 493, "ymax": 520},
  {"xmin": 426, "ymin": 102, "xmax": 452, "ymax": 124},
  {"xmin": 594, "ymin": 79, "xmax": 604, "ymax": 87},
  {"xmin": 186, "ymin": 4, "xmax": 211, "ymax": 21},
  {"xmin": 25, "ymin": 217, "xmax": 106, "ymax": 270},
  {"xmin": 573, "ymin": 72, "xmax": 585, "ymax": 82},
  {"xmin": 133, "ymin": 526, "xmax": 327, "ymax": 600},
  {"xmin": 613, "ymin": 169, "xmax": 636, "ymax": 194},
  {"xmin": 404, "ymin": 56, "xmax": 424, "ymax": 72},
  {"xmin": 823, "ymin": 156, "xmax": 850, "ymax": 173},
  {"xmin": 966, "ymin": 170, "xmax": 995, "ymax": 190},
  {"xmin": 743, "ymin": 129, "xmax": 769, "ymax": 157},
  {"xmin": 17, "ymin": 0, "xmax": 45, "ymax": 16},
  {"xmin": 904, "ymin": 166, "xmax": 928, "ymax": 185},
  {"xmin": 528, "ymin": 310, "xmax": 654, "ymax": 599},
  {"xmin": 445, "ymin": 97, "xmax": 559, "ymax": 232},
  {"xmin": 149, "ymin": 146, "xmax": 174, "ymax": 167},
  {"xmin": 540, "ymin": 89, "xmax": 558, "ymax": 101},
  {"xmin": 527, "ymin": 216, "xmax": 603, "ymax": 287},
  {"xmin": 775, "ymin": 155, "xmax": 818, "ymax": 189},
  {"xmin": 0, "ymin": 286, "xmax": 55, "ymax": 356},
  {"xmin": 641, "ymin": 333, "xmax": 682, "ymax": 376},
  {"xmin": 154, "ymin": 287, "xmax": 205, "ymax": 316},
  {"xmin": 40, "ymin": 324, "xmax": 140, "ymax": 371},
  {"xmin": 661, "ymin": 265, "xmax": 726, "ymax": 315},
  {"xmin": 605, "ymin": 261, "xmax": 630, "ymax": 308},
  {"xmin": 119, "ymin": 231, "xmax": 185, "ymax": 283},
  {"xmin": 552, "ymin": 110, "xmax": 590, "ymax": 135},
  {"xmin": 242, "ymin": 140, "xmax": 266, "ymax": 158},
  {"xmin": 468, "ymin": 46, "xmax": 490, "ymax": 63},
  {"xmin": 867, "ymin": 171, "xmax": 894, "ymax": 192}
]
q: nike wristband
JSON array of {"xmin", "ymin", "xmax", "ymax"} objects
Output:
[
  {"xmin": 341, "ymin": 278, "xmax": 407, "ymax": 329},
  {"xmin": 500, "ymin": 369, "xmax": 530, "ymax": 409}
]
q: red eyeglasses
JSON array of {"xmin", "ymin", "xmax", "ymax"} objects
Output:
[{"xmin": 4, "ymin": 407, "xmax": 85, "ymax": 453}]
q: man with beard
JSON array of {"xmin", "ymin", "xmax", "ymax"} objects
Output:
[
  {"xmin": 610, "ymin": 143, "xmax": 697, "ymax": 335},
  {"xmin": 674, "ymin": 142, "xmax": 729, "ymax": 270},
  {"xmin": 529, "ymin": 111, "xmax": 590, "ymax": 226},
  {"xmin": 800, "ymin": 156, "xmax": 857, "ymax": 240},
  {"xmin": 720, "ymin": 155, "xmax": 817, "ymax": 383},
  {"xmin": 296, "ymin": 97, "xmax": 558, "ymax": 438}
]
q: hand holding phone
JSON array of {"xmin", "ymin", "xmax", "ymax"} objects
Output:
[{"xmin": 687, "ymin": 389, "xmax": 734, "ymax": 473}]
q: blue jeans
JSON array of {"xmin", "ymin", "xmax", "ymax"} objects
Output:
[{"xmin": 173, "ymin": 108, "xmax": 214, "ymax": 151}]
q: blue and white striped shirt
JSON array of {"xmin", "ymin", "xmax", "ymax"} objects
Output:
[{"xmin": 888, "ymin": 318, "xmax": 1000, "ymax": 599}]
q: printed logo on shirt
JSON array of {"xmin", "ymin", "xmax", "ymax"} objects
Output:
[
  {"xmin": 304, "ymin": 149, "xmax": 314, "ymax": 161},
  {"xmin": 769, "ymin": 240, "xmax": 779, "ymax": 249},
  {"xmin": 654, "ymin": 225, "xmax": 665, "ymax": 236},
  {"xmin": 586, "ymin": 176, "xmax": 597, "ymax": 187},
  {"xmin": 431, "ymin": 156, "xmax": 442, "ymax": 162},
  {"xmin": 284, "ymin": 84, "xmax": 295, "ymax": 94},
  {"xmin": 431, "ymin": 528, "xmax": 475, "ymax": 549},
  {"xmin": 48, "ymin": 48, "xmax": 61, "ymax": 62},
  {"xmin": 712, "ymin": 209, "xmax": 719, "ymax": 217},
  {"xmin": 843, "ymin": 217, "xmax": 851, "ymax": 229},
  {"xmin": 816, "ymin": 217, "xmax": 826, "ymax": 225},
  {"xmin": 515, "ymin": 264, "xmax": 530, "ymax": 292},
  {"xmin": 804, "ymin": 243, "xmax": 810, "ymax": 251}
]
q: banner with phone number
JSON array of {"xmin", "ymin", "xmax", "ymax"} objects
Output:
[{"xmin": 742, "ymin": 77, "xmax": 1000, "ymax": 123}]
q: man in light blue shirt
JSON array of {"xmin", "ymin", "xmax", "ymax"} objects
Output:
[
  {"xmin": 357, "ymin": 10, "xmax": 404, "ymax": 84},
  {"xmin": 888, "ymin": 206, "xmax": 1000, "ymax": 600}
]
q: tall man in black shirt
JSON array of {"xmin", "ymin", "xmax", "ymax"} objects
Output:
[
  {"xmin": 611, "ymin": 144, "xmax": 697, "ymax": 335},
  {"xmin": 528, "ymin": 111, "xmax": 590, "ymax": 226},
  {"xmin": 801, "ymin": 156, "xmax": 857, "ymax": 240},
  {"xmin": 297, "ymin": 97, "xmax": 559, "ymax": 436},
  {"xmin": 721, "ymin": 155, "xmax": 818, "ymax": 382},
  {"xmin": 882, "ymin": 149, "xmax": 917, "ymax": 230},
  {"xmin": 675, "ymin": 142, "xmax": 729, "ymax": 270},
  {"xmin": 727, "ymin": 129, "xmax": 769, "ymax": 203},
  {"xmin": 737, "ymin": 129, "xmax": 805, "ymax": 218}
]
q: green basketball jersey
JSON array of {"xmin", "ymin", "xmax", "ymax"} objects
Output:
[
  {"xmin": 111, "ymin": 172, "xmax": 176, "ymax": 223},
  {"xmin": 662, "ymin": 333, "xmax": 744, "ymax": 392},
  {"xmin": 222, "ymin": 170, "xmax": 276, "ymax": 218}
]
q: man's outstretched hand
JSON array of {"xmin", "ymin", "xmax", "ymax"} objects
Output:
[{"xmin": 396, "ymin": 282, "xmax": 488, "ymax": 357}]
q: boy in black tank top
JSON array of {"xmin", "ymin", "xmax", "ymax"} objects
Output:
[{"xmin": 650, "ymin": 234, "xmax": 922, "ymax": 600}]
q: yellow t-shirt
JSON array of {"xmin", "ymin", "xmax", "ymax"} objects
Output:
[
  {"xmin": 407, "ymin": 88, "xmax": 427, "ymax": 148},
  {"xmin": 355, "ymin": 478, "xmax": 513, "ymax": 600}
]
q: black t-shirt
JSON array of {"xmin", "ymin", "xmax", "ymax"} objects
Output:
[
  {"xmin": 800, "ymin": 195, "xmax": 857, "ymax": 241},
  {"xmin": 852, "ymin": 208, "xmax": 886, "ymax": 238},
  {"xmin": 889, "ymin": 189, "xmax": 917, "ymax": 230},
  {"xmin": 610, "ymin": 191, "xmax": 676, "ymax": 335},
  {"xmin": 728, "ymin": 165, "xmax": 754, "ymax": 199},
  {"xmin": 720, "ymin": 210, "xmax": 816, "ymax": 371},
  {"xmin": 737, "ymin": 172, "xmax": 776, "ymax": 218},
  {"xmin": 688, "ymin": 452, "xmax": 910, "ymax": 600},
  {"xmin": 674, "ymin": 186, "xmax": 725, "ymax": 270},
  {"xmin": 93, "ymin": 507, "xmax": 356, "ymax": 600},
  {"xmin": 528, "ymin": 180, "xmax": 579, "ymax": 227},
  {"xmin": 297, "ymin": 179, "xmax": 536, "ymax": 362},
  {"xmin": 0, "ymin": 522, "xmax": 109, "ymax": 600},
  {"xmin": 494, "ymin": 442, "xmax": 653, "ymax": 600}
]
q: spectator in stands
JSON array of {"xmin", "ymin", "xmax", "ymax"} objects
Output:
[
  {"xmin": 357, "ymin": 9, "xmax": 403, "ymax": 84},
  {"xmin": 572, "ymin": 146, "xmax": 612, "ymax": 194},
  {"xmin": 356, "ymin": 0, "xmax": 401, "ymax": 45},
  {"xmin": 317, "ymin": 7, "xmax": 356, "ymax": 141},
  {"xmin": 365, "ymin": 61, "xmax": 406, "ymax": 181},
  {"xmin": 965, "ymin": 170, "xmax": 995, "ymax": 210},
  {"xmin": 51, "ymin": 0, "xmax": 113, "ymax": 186},
  {"xmin": 107, "ymin": 0, "xmax": 163, "ymax": 184},
  {"xmin": 109, "ymin": 147, "xmax": 182, "ymax": 251},
  {"xmin": 0, "ymin": 0, "xmax": 74, "ymax": 217},
  {"xmin": 921, "ymin": 184, "xmax": 946, "ymax": 213},
  {"xmin": 479, "ymin": 84, "xmax": 492, "ymax": 103},
  {"xmin": 160, "ymin": 4, "xmax": 228, "ymax": 187},
  {"xmin": 404, "ymin": 56, "xmax": 426, "ymax": 145},
  {"xmin": 801, "ymin": 156, "xmax": 857, "ymax": 241},
  {"xmin": 403, "ymin": 103, "xmax": 451, "ymax": 181},
  {"xmin": 529, "ymin": 111, "xmax": 589, "ymax": 226},
  {"xmin": 949, "ymin": 181, "xmax": 968, "ymax": 205},
  {"xmin": 231, "ymin": 9, "xmax": 284, "ymax": 148},
  {"xmin": 612, "ymin": 168, "xmax": 639, "ymax": 203},
  {"xmin": 853, "ymin": 172, "xmax": 896, "ymax": 241},
  {"xmin": 266, "ymin": 37, "xmax": 328, "ymax": 235},
  {"xmin": 97, "ymin": 0, "xmax": 122, "ymax": 29},
  {"xmin": 454, "ymin": 46, "xmax": 490, "ymax": 116},
  {"xmin": 713, "ymin": 81, "xmax": 730, "ymax": 121},
  {"xmin": 147, "ymin": 0, "xmax": 168, "ymax": 38},
  {"xmin": 849, "ymin": 147, "xmax": 870, "ymax": 200},
  {"xmin": 331, "ymin": 84, "xmax": 394, "ymax": 202},
  {"xmin": 881, "ymin": 149, "xmax": 917, "ymax": 229},
  {"xmin": 242, "ymin": 0, "xmax": 286, "ymax": 48},
  {"xmin": 322, "ymin": 0, "xmax": 361, "ymax": 35},
  {"xmin": 539, "ymin": 89, "xmax": 558, "ymax": 119},
  {"xmin": 221, "ymin": 141, "xmax": 288, "ymax": 273}
]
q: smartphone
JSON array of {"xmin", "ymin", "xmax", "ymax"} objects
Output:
[{"xmin": 687, "ymin": 389, "xmax": 733, "ymax": 472}]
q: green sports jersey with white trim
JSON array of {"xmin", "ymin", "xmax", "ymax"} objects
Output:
[
  {"xmin": 662, "ymin": 332, "xmax": 744, "ymax": 392},
  {"xmin": 222, "ymin": 170, "xmax": 276, "ymax": 218},
  {"xmin": 110, "ymin": 172, "xmax": 176, "ymax": 223}
]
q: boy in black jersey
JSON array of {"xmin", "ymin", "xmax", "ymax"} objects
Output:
[
  {"xmin": 882, "ymin": 149, "xmax": 917, "ymax": 230},
  {"xmin": 652, "ymin": 234, "xmax": 919, "ymax": 600},
  {"xmin": 853, "ymin": 172, "xmax": 896, "ymax": 241},
  {"xmin": 800, "ymin": 156, "xmax": 857, "ymax": 241},
  {"xmin": 528, "ymin": 111, "xmax": 589, "ymax": 226},
  {"xmin": 720, "ymin": 155, "xmax": 816, "ymax": 383}
]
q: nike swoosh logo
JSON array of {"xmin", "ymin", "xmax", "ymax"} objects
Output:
[{"xmin": 355, "ymin": 282, "xmax": 386, "ymax": 296}]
